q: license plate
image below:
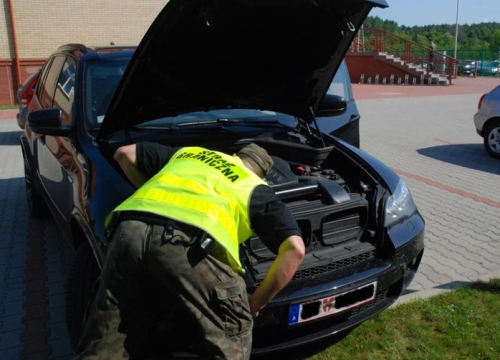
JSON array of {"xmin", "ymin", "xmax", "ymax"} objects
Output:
[{"xmin": 288, "ymin": 281, "xmax": 377, "ymax": 325}]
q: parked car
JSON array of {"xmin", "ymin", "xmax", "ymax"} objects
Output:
[
  {"xmin": 476, "ymin": 60, "xmax": 500, "ymax": 77},
  {"xmin": 480, "ymin": 60, "xmax": 500, "ymax": 77},
  {"xmin": 21, "ymin": 0, "xmax": 424, "ymax": 355},
  {"xmin": 16, "ymin": 70, "xmax": 40, "ymax": 129},
  {"xmin": 458, "ymin": 60, "xmax": 477, "ymax": 76},
  {"xmin": 474, "ymin": 84, "xmax": 500, "ymax": 158},
  {"xmin": 21, "ymin": 44, "xmax": 133, "ymax": 345}
]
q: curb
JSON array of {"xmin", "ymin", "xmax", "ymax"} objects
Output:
[{"xmin": 391, "ymin": 270, "xmax": 500, "ymax": 308}]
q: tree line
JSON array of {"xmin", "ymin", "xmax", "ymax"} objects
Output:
[{"xmin": 363, "ymin": 16, "xmax": 500, "ymax": 59}]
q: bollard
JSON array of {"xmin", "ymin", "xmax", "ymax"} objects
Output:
[
  {"xmin": 390, "ymin": 74, "xmax": 394, "ymax": 85},
  {"xmin": 420, "ymin": 74, "xmax": 424, "ymax": 85},
  {"xmin": 359, "ymin": 74, "xmax": 365, "ymax": 84},
  {"xmin": 367, "ymin": 77, "xmax": 372, "ymax": 84},
  {"xmin": 382, "ymin": 77, "xmax": 387, "ymax": 84},
  {"xmin": 375, "ymin": 74, "xmax": 380, "ymax": 84},
  {"xmin": 397, "ymin": 77, "xmax": 402, "ymax": 85}
]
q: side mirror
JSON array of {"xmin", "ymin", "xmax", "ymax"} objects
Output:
[
  {"xmin": 28, "ymin": 108, "xmax": 72, "ymax": 136},
  {"xmin": 316, "ymin": 94, "xmax": 347, "ymax": 117}
]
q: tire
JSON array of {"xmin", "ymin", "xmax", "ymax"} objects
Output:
[
  {"xmin": 483, "ymin": 119, "xmax": 500, "ymax": 159},
  {"xmin": 22, "ymin": 151, "xmax": 49, "ymax": 218},
  {"xmin": 65, "ymin": 241, "xmax": 101, "ymax": 349}
]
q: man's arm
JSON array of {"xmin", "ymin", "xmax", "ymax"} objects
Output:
[
  {"xmin": 114, "ymin": 144, "xmax": 148, "ymax": 188},
  {"xmin": 249, "ymin": 235, "xmax": 305, "ymax": 318}
]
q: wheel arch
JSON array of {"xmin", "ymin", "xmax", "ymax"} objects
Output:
[
  {"xmin": 70, "ymin": 217, "xmax": 105, "ymax": 268},
  {"xmin": 20, "ymin": 135, "xmax": 34, "ymax": 174},
  {"xmin": 481, "ymin": 116, "xmax": 500, "ymax": 137},
  {"xmin": 65, "ymin": 235, "xmax": 101, "ymax": 349}
]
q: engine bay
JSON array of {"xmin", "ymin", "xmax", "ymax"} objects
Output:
[
  {"xmin": 105, "ymin": 128, "xmax": 385, "ymax": 289},
  {"xmin": 228, "ymin": 139, "xmax": 383, "ymax": 289}
]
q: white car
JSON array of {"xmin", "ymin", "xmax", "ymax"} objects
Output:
[{"xmin": 474, "ymin": 84, "xmax": 500, "ymax": 158}]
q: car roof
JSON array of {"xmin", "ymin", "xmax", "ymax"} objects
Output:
[{"xmin": 53, "ymin": 44, "xmax": 137, "ymax": 60}]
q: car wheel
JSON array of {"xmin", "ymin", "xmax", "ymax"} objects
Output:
[
  {"xmin": 23, "ymin": 151, "xmax": 49, "ymax": 218},
  {"xmin": 483, "ymin": 120, "xmax": 500, "ymax": 159},
  {"xmin": 65, "ymin": 241, "xmax": 100, "ymax": 349}
]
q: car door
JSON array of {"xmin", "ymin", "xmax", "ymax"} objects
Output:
[
  {"xmin": 35, "ymin": 56, "xmax": 77, "ymax": 234},
  {"xmin": 315, "ymin": 60, "xmax": 361, "ymax": 148}
]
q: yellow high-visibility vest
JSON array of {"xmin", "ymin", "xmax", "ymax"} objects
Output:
[{"xmin": 108, "ymin": 147, "xmax": 267, "ymax": 272}]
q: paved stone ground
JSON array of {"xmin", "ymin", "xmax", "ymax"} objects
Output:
[
  {"xmin": 0, "ymin": 122, "xmax": 74, "ymax": 359},
  {"xmin": 0, "ymin": 76, "xmax": 499, "ymax": 358},
  {"xmin": 354, "ymin": 82, "xmax": 500, "ymax": 303}
]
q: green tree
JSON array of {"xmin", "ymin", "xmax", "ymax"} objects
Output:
[
  {"xmin": 362, "ymin": 16, "xmax": 500, "ymax": 60},
  {"xmin": 491, "ymin": 30, "xmax": 500, "ymax": 52}
]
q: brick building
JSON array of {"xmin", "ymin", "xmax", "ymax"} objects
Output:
[{"xmin": 0, "ymin": 0, "xmax": 167, "ymax": 105}]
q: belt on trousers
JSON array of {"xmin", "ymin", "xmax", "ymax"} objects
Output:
[
  {"xmin": 111, "ymin": 210, "xmax": 216, "ymax": 257},
  {"xmin": 117, "ymin": 210, "xmax": 200, "ymax": 236}
]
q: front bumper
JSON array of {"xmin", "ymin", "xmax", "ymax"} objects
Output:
[{"xmin": 251, "ymin": 214, "xmax": 425, "ymax": 354}]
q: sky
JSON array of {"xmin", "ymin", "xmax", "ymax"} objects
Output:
[{"xmin": 370, "ymin": 0, "xmax": 500, "ymax": 27}]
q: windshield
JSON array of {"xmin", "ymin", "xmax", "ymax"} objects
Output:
[
  {"xmin": 85, "ymin": 59, "xmax": 130, "ymax": 132},
  {"xmin": 135, "ymin": 109, "xmax": 298, "ymax": 129}
]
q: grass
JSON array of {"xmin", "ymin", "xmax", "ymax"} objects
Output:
[
  {"xmin": 0, "ymin": 105, "xmax": 17, "ymax": 110},
  {"xmin": 260, "ymin": 279, "xmax": 500, "ymax": 360}
]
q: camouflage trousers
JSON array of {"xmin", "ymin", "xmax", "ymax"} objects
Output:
[{"xmin": 74, "ymin": 218, "xmax": 253, "ymax": 359}]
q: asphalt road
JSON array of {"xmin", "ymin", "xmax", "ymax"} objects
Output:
[{"xmin": 1, "ymin": 78, "xmax": 499, "ymax": 358}]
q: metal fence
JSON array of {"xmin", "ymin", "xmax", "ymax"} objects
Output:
[{"xmin": 444, "ymin": 49, "xmax": 500, "ymax": 77}]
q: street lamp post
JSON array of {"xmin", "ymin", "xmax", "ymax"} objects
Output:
[{"xmin": 454, "ymin": 0, "xmax": 460, "ymax": 59}]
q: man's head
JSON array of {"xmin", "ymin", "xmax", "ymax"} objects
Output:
[{"xmin": 237, "ymin": 143, "xmax": 273, "ymax": 178}]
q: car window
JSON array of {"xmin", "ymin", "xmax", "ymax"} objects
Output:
[
  {"xmin": 327, "ymin": 61, "xmax": 352, "ymax": 102},
  {"xmin": 39, "ymin": 56, "xmax": 66, "ymax": 109},
  {"xmin": 85, "ymin": 59, "xmax": 130, "ymax": 131},
  {"xmin": 35, "ymin": 58, "xmax": 53, "ymax": 103},
  {"xmin": 53, "ymin": 58, "xmax": 76, "ymax": 125}
]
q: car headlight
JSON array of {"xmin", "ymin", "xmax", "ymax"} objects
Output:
[{"xmin": 384, "ymin": 180, "xmax": 417, "ymax": 227}]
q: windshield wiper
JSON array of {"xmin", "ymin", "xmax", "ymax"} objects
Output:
[
  {"xmin": 132, "ymin": 125, "xmax": 174, "ymax": 132},
  {"xmin": 176, "ymin": 120, "xmax": 218, "ymax": 127},
  {"xmin": 176, "ymin": 118, "xmax": 283, "ymax": 128}
]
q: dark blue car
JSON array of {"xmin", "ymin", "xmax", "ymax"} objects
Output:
[{"xmin": 21, "ymin": 0, "xmax": 423, "ymax": 355}]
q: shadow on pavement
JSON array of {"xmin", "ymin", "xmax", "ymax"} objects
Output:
[
  {"xmin": 417, "ymin": 144, "xmax": 500, "ymax": 176},
  {"xmin": 251, "ymin": 329, "xmax": 354, "ymax": 360},
  {"xmin": 435, "ymin": 280, "xmax": 473, "ymax": 291},
  {"xmin": 470, "ymin": 279, "xmax": 500, "ymax": 294},
  {"xmin": 0, "ymin": 130, "xmax": 23, "ymax": 146},
  {"xmin": 434, "ymin": 279, "xmax": 500, "ymax": 295}
]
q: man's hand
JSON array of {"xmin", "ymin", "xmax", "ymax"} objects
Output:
[
  {"xmin": 249, "ymin": 235, "xmax": 305, "ymax": 318},
  {"xmin": 114, "ymin": 144, "xmax": 148, "ymax": 188}
]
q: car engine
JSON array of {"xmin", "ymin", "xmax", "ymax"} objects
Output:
[{"xmin": 234, "ymin": 139, "xmax": 381, "ymax": 290}]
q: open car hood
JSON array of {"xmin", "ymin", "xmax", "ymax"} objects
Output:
[{"xmin": 98, "ymin": 0, "xmax": 388, "ymax": 140}]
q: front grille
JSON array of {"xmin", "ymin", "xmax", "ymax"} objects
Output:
[
  {"xmin": 291, "ymin": 249, "xmax": 376, "ymax": 282},
  {"xmin": 252, "ymin": 249, "xmax": 376, "ymax": 287},
  {"xmin": 349, "ymin": 288, "xmax": 388, "ymax": 316}
]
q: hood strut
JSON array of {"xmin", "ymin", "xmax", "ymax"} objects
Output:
[{"xmin": 308, "ymin": 107, "xmax": 326, "ymax": 148}]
